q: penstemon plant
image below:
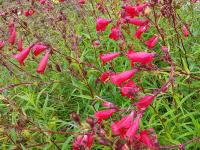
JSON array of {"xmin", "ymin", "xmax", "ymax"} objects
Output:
[{"xmin": 0, "ymin": 0, "xmax": 199, "ymax": 149}]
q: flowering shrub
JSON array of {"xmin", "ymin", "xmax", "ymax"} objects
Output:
[{"xmin": 0, "ymin": 0, "xmax": 200, "ymax": 149}]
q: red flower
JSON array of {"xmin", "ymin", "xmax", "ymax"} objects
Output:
[
  {"xmin": 17, "ymin": 38, "xmax": 23, "ymax": 51},
  {"xmin": 140, "ymin": 130, "xmax": 154, "ymax": 148},
  {"xmin": 36, "ymin": 51, "xmax": 49, "ymax": 74},
  {"xmin": 120, "ymin": 80, "xmax": 140, "ymax": 98},
  {"xmin": 40, "ymin": 0, "xmax": 46, "ymax": 4},
  {"xmin": 109, "ymin": 27, "xmax": 122, "ymax": 41},
  {"xmin": 33, "ymin": 44, "xmax": 47, "ymax": 56},
  {"xmin": 8, "ymin": 28, "xmax": 16, "ymax": 45},
  {"xmin": 135, "ymin": 3, "xmax": 148, "ymax": 12},
  {"xmin": 110, "ymin": 69, "xmax": 137, "ymax": 85},
  {"xmin": 127, "ymin": 50, "xmax": 155, "ymax": 65},
  {"xmin": 122, "ymin": 5, "xmax": 139, "ymax": 17},
  {"xmin": 145, "ymin": 35, "xmax": 158, "ymax": 49},
  {"xmin": 73, "ymin": 134, "xmax": 94, "ymax": 150},
  {"xmin": 0, "ymin": 41, "xmax": 5, "ymax": 49},
  {"xmin": 100, "ymin": 72, "xmax": 110, "ymax": 83},
  {"xmin": 94, "ymin": 109, "xmax": 117, "ymax": 122},
  {"xmin": 13, "ymin": 46, "xmax": 32, "ymax": 65},
  {"xmin": 135, "ymin": 95, "xmax": 155, "ymax": 110},
  {"xmin": 100, "ymin": 52, "xmax": 120, "ymax": 65},
  {"xmin": 135, "ymin": 25, "xmax": 149, "ymax": 39},
  {"xmin": 126, "ymin": 115, "xmax": 141, "ymax": 140},
  {"xmin": 182, "ymin": 25, "xmax": 189, "ymax": 37},
  {"xmin": 111, "ymin": 111, "xmax": 135, "ymax": 137},
  {"xmin": 79, "ymin": 0, "xmax": 85, "ymax": 5},
  {"xmin": 126, "ymin": 17, "xmax": 149, "ymax": 26},
  {"xmin": 96, "ymin": 17, "xmax": 111, "ymax": 31}
]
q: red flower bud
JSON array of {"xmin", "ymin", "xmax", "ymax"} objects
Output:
[
  {"xmin": 13, "ymin": 46, "xmax": 31, "ymax": 65},
  {"xmin": 135, "ymin": 95, "xmax": 155, "ymax": 110},
  {"xmin": 100, "ymin": 72, "xmax": 110, "ymax": 83},
  {"xmin": 122, "ymin": 5, "xmax": 139, "ymax": 17},
  {"xmin": 36, "ymin": 51, "xmax": 49, "ymax": 74},
  {"xmin": 8, "ymin": 28, "xmax": 16, "ymax": 45},
  {"xmin": 140, "ymin": 130, "xmax": 154, "ymax": 148},
  {"xmin": 182, "ymin": 25, "xmax": 189, "ymax": 37},
  {"xmin": 135, "ymin": 25, "xmax": 149, "ymax": 39},
  {"xmin": 145, "ymin": 35, "xmax": 158, "ymax": 49},
  {"xmin": 100, "ymin": 52, "xmax": 120, "ymax": 65},
  {"xmin": 17, "ymin": 38, "xmax": 23, "ymax": 51}
]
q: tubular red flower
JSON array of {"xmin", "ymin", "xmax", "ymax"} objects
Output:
[
  {"xmin": 13, "ymin": 46, "xmax": 31, "ymax": 65},
  {"xmin": 140, "ymin": 130, "xmax": 154, "ymax": 148},
  {"xmin": 135, "ymin": 25, "xmax": 149, "ymax": 39},
  {"xmin": 122, "ymin": 5, "xmax": 139, "ymax": 17},
  {"xmin": 94, "ymin": 109, "xmax": 117, "ymax": 122},
  {"xmin": 17, "ymin": 38, "xmax": 23, "ymax": 51},
  {"xmin": 120, "ymin": 80, "xmax": 140, "ymax": 98},
  {"xmin": 36, "ymin": 51, "xmax": 50, "ymax": 74},
  {"xmin": 8, "ymin": 28, "xmax": 16, "ymax": 45},
  {"xmin": 127, "ymin": 49, "xmax": 155, "ymax": 65},
  {"xmin": 100, "ymin": 52, "xmax": 120, "ymax": 65},
  {"xmin": 96, "ymin": 17, "xmax": 111, "ymax": 31},
  {"xmin": 126, "ymin": 17, "xmax": 149, "ymax": 26},
  {"xmin": 0, "ymin": 41, "xmax": 5, "ymax": 49},
  {"xmin": 182, "ymin": 25, "xmax": 189, "ymax": 37},
  {"xmin": 135, "ymin": 95, "xmax": 155, "ymax": 110},
  {"xmin": 100, "ymin": 72, "xmax": 110, "ymax": 83},
  {"xmin": 33, "ymin": 44, "xmax": 47, "ymax": 56},
  {"xmin": 110, "ymin": 69, "xmax": 137, "ymax": 85},
  {"xmin": 111, "ymin": 111, "xmax": 135, "ymax": 137},
  {"xmin": 126, "ymin": 115, "xmax": 141, "ymax": 139},
  {"xmin": 145, "ymin": 35, "xmax": 158, "ymax": 49},
  {"xmin": 109, "ymin": 27, "xmax": 122, "ymax": 41},
  {"xmin": 135, "ymin": 3, "xmax": 148, "ymax": 12}
]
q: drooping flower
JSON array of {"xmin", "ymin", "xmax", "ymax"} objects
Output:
[
  {"xmin": 96, "ymin": 17, "xmax": 111, "ymax": 31},
  {"xmin": 127, "ymin": 49, "xmax": 155, "ymax": 65},
  {"xmin": 126, "ymin": 17, "xmax": 149, "ymax": 26},
  {"xmin": 145, "ymin": 35, "xmax": 158, "ymax": 49},
  {"xmin": 135, "ymin": 25, "xmax": 149, "ymax": 39},
  {"xmin": 13, "ymin": 46, "xmax": 32, "ymax": 65},
  {"xmin": 0, "ymin": 41, "xmax": 5, "ymax": 49},
  {"xmin": 111, "ymin": 111, "xmax": 135, "ymax": 137},
  {"xmin": 94, "ymin": 109, "xmax": 117, "ymax": 122},
  {"xmin": 33, "ymin": 44, "xmax": 47, "ymax": 56},
  {"xmin": 126, "ymin": 115, "xmax": 142, "ymax": 140},
  {"xmin": 100, "ymin": 72, "xmax": 110, "ymax": 83},
  {"xmin": 110, "ymin": 69, "xmax": 137, "ymax": 85},
  {"xmin": 8, "ymin": 28, "xmax": 16, "ymax": 45},
  {"xmin": 182, "ymin": 25, "xmax": 189, "ymax": 37},
  {"xmin": 140, "ymin": 130, "xmax": 154, "ymax": 148},
  {"xmin": 135, "ymin": 95, "xmax": 155, "ymax": 110},
  {"xmin": 120, "ymin": 80, "xmax": 140, "ymax": 98},
  {"xmin": 17, "ymin": 38, "xmax": 23, "ymax": 51},
  {"xmin": 109, "ymin": 27, "xmax": 122, "ymax": 41},
  {"xmin": 100, "ymin": 52, "xmax": 120, "ymax": 65},
  {"xmin": 36, "ymin": 51, "xmax": 50, "ymax": 74}
]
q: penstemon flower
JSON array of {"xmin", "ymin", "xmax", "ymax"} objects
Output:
[
  {"xmin": 100, "ymin": 52, "xmax": 121, "ymax": 65},
  {"xmin": 36, "ymin": 51, "xmax": 50, "ymax": 74},
  {"xmin": 96, "ymin": 17, "xmax": 111, "ymax": 31}
]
